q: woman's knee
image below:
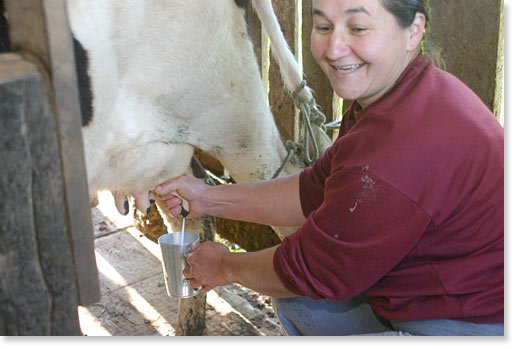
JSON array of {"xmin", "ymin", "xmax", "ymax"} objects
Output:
[{"xmin": 272, "ymin": 295, "xmax": 393, "ymax": 336}]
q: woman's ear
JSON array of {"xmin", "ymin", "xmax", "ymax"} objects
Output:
[{"xmin": 407, "ymin": 13, "xmax": 426, "ymax": 51}]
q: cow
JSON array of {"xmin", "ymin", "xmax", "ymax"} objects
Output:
[{"xmin": 66, "ymin": 0, "xmax": 332, "ymax": 237}]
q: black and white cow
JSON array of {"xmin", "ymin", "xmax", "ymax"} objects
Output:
[{"xmin": 67, "ymin": 0, "xmax": 332, "ymax": 230}]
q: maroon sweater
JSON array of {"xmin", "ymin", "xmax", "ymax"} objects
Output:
[{"xmin": 273, "ymin": 55, "xmax": 504, "ymax": 323}]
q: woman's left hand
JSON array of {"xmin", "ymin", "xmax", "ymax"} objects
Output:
[{"xmin": 184, "ymin": 241, "xmax": 231, "ymax": 292}]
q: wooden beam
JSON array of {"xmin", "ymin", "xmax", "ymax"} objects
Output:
[{"xmin": 269, "ymin": 0, "xmax": 298, "ymax": 142}]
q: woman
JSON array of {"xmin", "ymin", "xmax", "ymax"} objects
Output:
[{"xmin": 155, "ymin": 0, "xmax": 504, "ymax": 336}]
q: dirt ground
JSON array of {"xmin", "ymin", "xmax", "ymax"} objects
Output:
[{"xmin": 78, "ymin": 191, "xmax": 283, "ymax": 336}]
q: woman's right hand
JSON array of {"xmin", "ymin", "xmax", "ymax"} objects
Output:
[{"xmin": 154, "ymin": 175, "xmax": 208, "ymax": 219}]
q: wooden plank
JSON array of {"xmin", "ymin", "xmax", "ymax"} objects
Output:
[
  {"xmin": 269, "ymin": 0, "xmax": 298, "ymax": 142},
  {"xmin": 495, "ymin": 4, "xmax": 504, "ymax": 123},
  {"xmin": 43, "ymin": 0, "xmax": 100, "ymax": 306},
  {"xmin": 0, "ymin": 55, "xmax": 81, "ymax": 335},
  {"xmin": 426, "ymin": 0, "xmax": 503, "ymax": 119},
  {"xmin": 4, "ymin": 0, "xmax": 100, "ymax": 306},
  {"xmin": 302, "ymin": 0, "xmax": 335, "ymax": 132}
]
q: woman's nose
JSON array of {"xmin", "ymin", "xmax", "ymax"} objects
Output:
[{"xmin": 326, "ymin": 31, "xmax": 351, "ymax": 61}]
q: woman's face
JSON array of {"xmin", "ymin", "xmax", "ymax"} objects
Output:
[{"xmin": 311, "ymin": 0, "xmax": 424, "ymax": 108}]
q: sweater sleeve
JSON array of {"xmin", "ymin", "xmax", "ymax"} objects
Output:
[
  {"xmin": 274, "ymin": 168, "xmax": 432, "ymax": 300},
  {"xmin": 298, "ymin": 145, "xmax": 336, "ymax": 217}
]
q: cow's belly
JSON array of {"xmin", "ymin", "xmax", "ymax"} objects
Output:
[{"xmin": 84, "ymin": 126, "xmax": 194, "ymax": 198}]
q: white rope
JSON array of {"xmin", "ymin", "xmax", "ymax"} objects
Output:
[{"xmin": 272, "ymin": 81, "xmax": 330, "ymax": 179}]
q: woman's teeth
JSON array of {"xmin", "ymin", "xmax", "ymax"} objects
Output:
[{"xmin": 336, "ymin": 64, "xmax": 363, "ymax": 73}]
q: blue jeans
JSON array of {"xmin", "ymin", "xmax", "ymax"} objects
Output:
[{"xmin": 272, "ymin": 294, "xmax": 504, "ymax": 336}]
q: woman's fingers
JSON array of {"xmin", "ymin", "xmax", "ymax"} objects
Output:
[
  {"xmin": 183, "ymin": 264, "xmax": 202, "ymax": 289},
  {"xmin": 183, "ymin": 264, "xmax": 194, "ymax": 279}
]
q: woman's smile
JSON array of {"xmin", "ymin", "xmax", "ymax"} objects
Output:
[{"xmin": 331, "ymin": 63, "xmax": 366, "ymax": 76}]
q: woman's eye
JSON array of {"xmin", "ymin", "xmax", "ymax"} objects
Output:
[
  {"xmin": 351, "ymin": 26, "xmax": 368, "ymax": 34},
  {"xmin": 314, "ymin": 25, "xmax": 331, "ymax": 33}
]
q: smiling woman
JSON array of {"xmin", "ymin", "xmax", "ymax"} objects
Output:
[{"xmin": 156, "ymin": 0, "xmax": 504, "ymax": 336}]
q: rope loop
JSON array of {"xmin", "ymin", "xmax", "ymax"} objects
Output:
[
  {"xmin": 292, "ymin": 80, "xmax": 307, "ymax": 104},
  {"xmin": 272, "ymin": 81, "xmax": 332, "ymax": 178},
  {"xmin": 295, "ymin": 81, "xmax": 328, "ymax": 165},
  {"xmin": 272, "ymin": 142, "xmax": 297, "ymax": 179}
]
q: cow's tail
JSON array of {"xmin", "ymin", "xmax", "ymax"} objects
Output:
[{"xmin": 251, "ymin": 0, "xmax": 313, "ymax": 105}]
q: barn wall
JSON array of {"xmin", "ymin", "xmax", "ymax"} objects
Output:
[{"xmin": 425, "ymin": 0, "xmax": 504, "ymax": 122}]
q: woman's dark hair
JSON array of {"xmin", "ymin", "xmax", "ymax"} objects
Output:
[
  {"xmin": 380, "ymin": 0, "xmax": 429, "ymax": 28},
  {"xmin": 380, "ymin": 0, "xmax": 438, "ymax": 64},
  {"xmin": 310, "ymin": 0, "xmax": 430, "ymax": 28}
]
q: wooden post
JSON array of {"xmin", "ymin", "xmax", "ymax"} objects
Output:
[
  {"xmin": 269, "ymin": 0, "xmax": 298, "ymax": 142},
  {"xmin": 174, "ymin": 215, "xmax": 214, "ymax": 336},
  {"xmin": 173, "ymin": 157, "xmax": 217, "ymax": 336},
  {"xmin": 302, "ymin": 0, "xmax": 336, "ymax": 133},
  {"xmin": 426, "ymin": 0, "xmax": 504, "ymax": 121},
  {"xmin": 4, "ymin": 0, "xmax": 100, "ymax": 306}
]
